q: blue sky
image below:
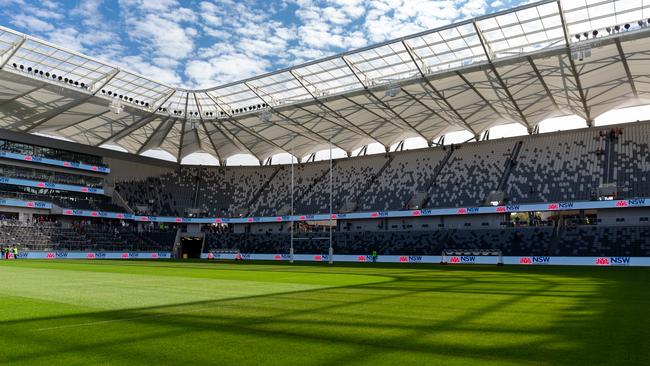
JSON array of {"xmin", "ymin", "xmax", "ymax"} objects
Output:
[{"xmin": 0, "ymin": 0, "xmax": 525, "ymax": 89}]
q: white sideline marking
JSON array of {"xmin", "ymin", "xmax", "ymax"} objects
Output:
[{"xmin": 34, "ymin": 306, "xmax": 217, "ymax": 332}]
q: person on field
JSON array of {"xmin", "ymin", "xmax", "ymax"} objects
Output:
[
  {"xmin": 372, "ymin": 250, "xmax": 378, "ymax": 263},
  {"xmin": 4, "ymin": 247, "xmax": 8, "ymax": 259},
  {"xmin": 12, "ymin": 246, "xmax": 18, "ymax": 260}
]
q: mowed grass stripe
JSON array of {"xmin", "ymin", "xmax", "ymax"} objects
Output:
[{"xmin": 0, "ymin": 260, "xmax": 648, "ymax": 365}]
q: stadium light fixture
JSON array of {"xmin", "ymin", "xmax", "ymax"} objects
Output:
[
  {"xmin": 259, "ymin": 108, "xmax": 272, "ymax": 123},
  {"xmin": 109, "ymin": 99, "xmax": 123, "ymax": 115},
  {"xmin": 385, "ymin": 82, "xmax": 400, "ymax": 98}
]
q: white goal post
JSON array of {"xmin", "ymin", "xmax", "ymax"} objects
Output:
[{"xmin": 441, "ymin": 249, "xmax": 504, "ymax": 266}]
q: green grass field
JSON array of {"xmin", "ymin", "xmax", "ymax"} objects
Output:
[{"xmin": 0, "ymin": 260, "xmax": 648, "ymax": 365}]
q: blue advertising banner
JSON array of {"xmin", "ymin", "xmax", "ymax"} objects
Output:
[
  {"xmin": 1, "ymin": 195, "xmax": 649, "ymax": 223},
  {"xmin": 0, "ymin": 177, "xmax": 104, "ymax": 194},
  {"xmin": 0, "ymin": 151, "xmax": 110, "ymax": 173},
  {"xmin": 199, "ymin": 253, "xmax": 650, "ymax": 267},
  {"xmin": 15, "ymin": 251, "xmax": 170, "ymax": 259},
  {"xmin": 0, "ymin": 198, "xmax": 52, "ymax": 209}
]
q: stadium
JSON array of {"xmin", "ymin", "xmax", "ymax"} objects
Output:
[{"xmin": 1, "ymin": 0, "xmax": 649, "ymax": 364}]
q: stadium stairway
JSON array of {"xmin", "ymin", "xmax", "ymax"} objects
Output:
[
  {"xmin": 112, "ymin": 189, "xmax": 135, "ymax": 214},
  {"xmin": 495, "ymin": 140, "xmax": 524, "ymax": 193},
  {"xmin": 192, "ymin": 166, "xmax": 203, "ymax": 210},
  {"xmin": 356, "ymin": 154, "xmax": 393, "ymax": 210},
  {"xmin": 295, "ymin": 160, "xmax": 337, "ymax": 207},
  {"xmin": 421, "ymin": 147, "xmax": 454, "ymax": 209},
  {"xmin": 246, "ymin": 166, "xmax": 282, "ymax": 216}
]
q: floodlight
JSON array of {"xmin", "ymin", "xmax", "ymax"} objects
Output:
[
  {"xmin": 259, "ymin": 108, "xmax": 272, "ymax": 123},
  {"xmin": 385, "ymin": 81, "xmax": 400, "ymax": 98},
  {"xmin": 109, "ymin": 99, "xmax": 123, "ymax": 115}
]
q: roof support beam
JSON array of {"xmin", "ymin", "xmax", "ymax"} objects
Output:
[
  {"xmin": 204, "ymin": 91, "xmax": 236, "ymax": 115},
  {"xmin": 341, "ymin": 56, "xmax": 371, "ymax": 88},
  {"xmin": 615, "ymin": 38, "xmax": 638, "ymax": 98},
  {"xmin": 199, "ymin": 119, "xmax": 223, "ymax": 163},
  {"xmin": 340, "ymin": 94, "xmax": 409, "ymax": 138},
  {"xmin": 89, "ymin": 68, "xmax": 120, "ymax": 95},
  {"xmin": 364, "ymin": 91, "xmax": 430, "ymax": 141},
  {"xmin": 136, "ymin": 117, "xmax": 174, "ymax": 155},
  {"xmin": 177, "ymin": 93, "xmax": 190, "ymax": 161},
  {"xmin": 557, "ymin": 0, "xmax": 592, "ymax": 125},
  {"xmin": 95, "ymin": 114, "xmax": 158, "ymax": 146},
  {"xmin": 295, "ymin": 104, "xmax": 377, "ymax": 144},
  {"xmin": 243, "ymin": 81, "xmax": 347, "ymax": 151},
  {"xmin": 0, "ymin": 84, "xmax": 45, "ymax": 107},
  {"xmin": 399, "ymin": 88, "xmax": 456, "ymax": 137},
  {"xmin": 96, "ymin": 90, "xmax": 175, "ymax": 146},
  {"xmin": 0, "ymin": 37, "xmax": 25, "ymax": 69},
  {"xmin": 209, "ymin": 91, "xmax": 290, "ymax": 156},
  {"xmin": 340, "ymin": 56, "xmax": 427, "ymax": 138},
  {"xmin": 23, "ymin": 68, "xmax": 121, "ymax": 133},
  {"xmin": 473, "ymin": 21, "xmax": 531, "ymax": 130},
  {"xmin": 289, "ymin": 70, "xmax": 382, "ymax": 144},
  {"xmin": 137, "ymin": 117, "xmax": 175, "ymax": 155},
  {"xmin": 55, "ymin": 110, "xmax": 111, "ymax": 133},
  {"xmin": 202, "ymin": 91, "xmax": 265, "ymax": 161},
  {"xmin": 401, "ymin": 40, "xmax": 478, "ymax": 137},
  {"xmin": 526, "ymin": 56, "xmax": 560, "ymax": 112},
  {"xmin": 191, "ymin": 93, "xmax": 206, "ymax": 154},
  {"xmin": 455, "ymin": 71, "xmax": 502, "ymax": 118}
]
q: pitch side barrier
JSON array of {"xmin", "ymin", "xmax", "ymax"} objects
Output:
[
  {"xmin": 200, "ymin": 253, "xmax": 650, "ymax": 266},
  {"xmin": 10, "ymin": 251, "xmax": 171, "ymax": 259},
  {"xmin": 0, "ymin": 198, "xmax": 649, "ymax": 222},
  {"xmin": 0, "ymin": 177, "xmax": 105, "ymax": 194},
  {"xmin": 0, "ymin": 151, "xmax": 110, "ymax": 173}
]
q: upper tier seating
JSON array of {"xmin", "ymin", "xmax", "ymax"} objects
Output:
[
  {"xmin": 429, "ymin": 140, "xmax": 514, "ymax": 207},
  {"xmin": 115, "ymin": 122, "xmax": 650, "ymax": 217},
  {"xmin": 611, "ymin": 124, "xmax": 650, "ymax": 198},
  {"xmin": 299, "ymin": 154, "xmax": 387, "ymax": 213},
  {"xmin": 506, "ymin": 129, "xmax": 605, "ymax": 203},
  {"xmin": 360, "ymin": 149, "xmax": 444, "ymax": 211}
]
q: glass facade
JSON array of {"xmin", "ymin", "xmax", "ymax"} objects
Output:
[
  {"xmin": 0, "ymin": 139, "xmax": 106, "ymax": 167},
  {"xmin": 0, "ymin": 164, "xmax": 103, "ymax": 188}
]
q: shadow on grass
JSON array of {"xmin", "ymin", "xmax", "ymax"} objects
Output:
[{"xmin": 1, "ymin": 264, "xmax": 649, "ymax": 365}]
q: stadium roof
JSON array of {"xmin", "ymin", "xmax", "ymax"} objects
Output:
[{"xmin": 1, "ymin": 0, "xmax": 650, "ymax": 163}]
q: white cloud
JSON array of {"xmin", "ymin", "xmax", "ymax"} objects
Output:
[
  {"xmin": 186, "ymin": 54, "xmax": 271, "ymax": 87},
  {"xmin": 11, "ymin": 14, "xmax": 54, "ymax": 32},
  {"xmin": 126, "ymin": 13, "xmax": 196, "ymax": 59},
  {"xmin": 1, "ymin": 0, "xmax": 504, "ymax": 89},
  {"xmin": 121, "ymin": 55, "xmax": 183, "ymax": 85}
]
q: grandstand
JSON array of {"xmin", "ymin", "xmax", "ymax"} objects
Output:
[
  {"xmin": 3, "ymin": 1, "xmax": 650, "ymax": 365},
  {"xmin": 0, "ymin": 0, "xmax": 649, "ymax": 265}
]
